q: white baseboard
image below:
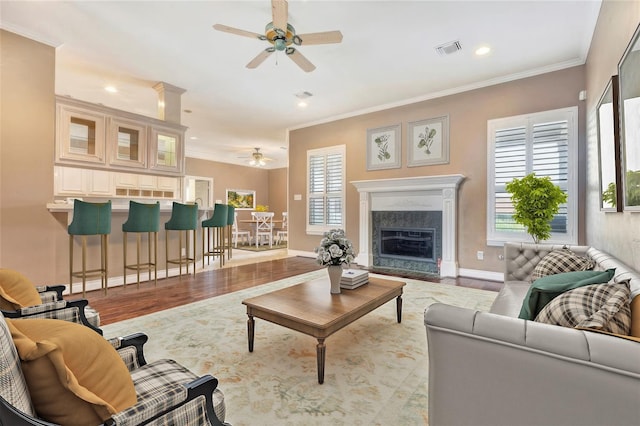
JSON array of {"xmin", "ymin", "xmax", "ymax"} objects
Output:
[
  {"xmin": 458, "ymin": 268, "xmax": 504, "ymax": 282},
  {"xmin": 65, "ymin": 265, "xmax": 202, "ymax": 295}
]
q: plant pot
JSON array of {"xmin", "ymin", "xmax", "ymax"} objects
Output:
[{"xmin": 327, "ymin": 265, "xmax": 342, "ymax": 294}]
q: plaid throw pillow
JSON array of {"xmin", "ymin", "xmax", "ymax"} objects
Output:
[
  {"xmin": 535, "ymin": 280, "xmax": 632, "ymax": 335},
  {"xmin": 530, "ymin": 248, "xmax": 595, "ymax": 281}
]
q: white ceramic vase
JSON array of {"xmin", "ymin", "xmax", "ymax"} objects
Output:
[{"xmin": 327, "ymin": 264, "xmax": 342, "ymax": 294}]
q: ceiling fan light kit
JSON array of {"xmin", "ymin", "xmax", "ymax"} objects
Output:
[
  {"xmin": 213, "ymin": 0, "xmax": 343, "ymax": 72},
  {"xmin": 249, "ymin": 148, "xmax": 267, "ymax": 167}
]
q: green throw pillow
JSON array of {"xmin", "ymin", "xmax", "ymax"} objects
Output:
[{"xmin": 518, "ymin": 268, "xmax": 616, "ymax": 320}]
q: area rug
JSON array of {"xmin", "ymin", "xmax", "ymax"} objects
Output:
[{"xmin": 102, "ymin": 271, "xmax": 497, "ymax": 426}]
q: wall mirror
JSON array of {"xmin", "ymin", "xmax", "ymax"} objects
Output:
[
  {"xmin": 618, "ymin": 23, "xmax": 640, "ymax": 210},
  {"xmin": 184, "ymin": 176, "xmax": 213, "ymax": 209},
  {"xmin": 596, "ymin": 76, "xmax": 623, "ymax": 211}
]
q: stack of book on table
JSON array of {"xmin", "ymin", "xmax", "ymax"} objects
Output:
[{"xmin": 340, "ymin": 268, "xmax": 369, "ymax": 289}]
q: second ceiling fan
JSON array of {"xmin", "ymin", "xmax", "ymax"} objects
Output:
[{"xmin": 213, "ymin": 0, "xmax": 343, "ymax": 72}]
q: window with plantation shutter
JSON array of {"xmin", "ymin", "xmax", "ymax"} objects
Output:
[
  {"xmin": 487, "ymin": 107, "xmax": 578, "ymax": 245},
  {"xmin": 307, "ymin": 145, "xmax": 346, "ymax": 234}
]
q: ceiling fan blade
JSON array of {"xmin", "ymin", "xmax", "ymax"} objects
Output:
[
  {"xmin": 271, "ymin": 0, "xmax": 288, "ymax": 32},
  {"xmin": 246, "ymin": 48, "xmax": 274, "ymax": 69},
  {"xmin": 287, "ymin": 48, "xmax": 316, "ymax": 73},
  {"xmin": 297, "ymin": 31, "xmax": 343, "ymax": 45},
  {"xmin": 213, "ymin": 24, "xmax": 264, "ymax": 40}
]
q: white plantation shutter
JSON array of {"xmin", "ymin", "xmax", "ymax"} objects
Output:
[
  {"xmin": 487, "ymin": 107, "xmax": 577, "ymax": 245},
  {"xmin": 307, "ymin": 146, "xmax": 345, "ymax": 233}
]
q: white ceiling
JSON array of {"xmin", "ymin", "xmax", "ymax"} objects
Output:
[{"xmin": 1, "ymin": 0, "xmax": 601, "ymax": 169}]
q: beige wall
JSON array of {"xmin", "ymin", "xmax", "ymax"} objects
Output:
[
  {"xmin": 289, "ymin": 66, "xmax": 587, "ymax": 274},
  {"xmin": 0, "ymin": 30, "xmax": 288, "ymax": 286},
  {"xmin": 267, "ymin": 167, "xmax": 288, "ymax": 221},
  {"xmin": 585, "ymin": 0, "xmax": 640, "ymax": 270},
  {"xmin": 186, "ymin": 157, "xmax": 287, "ymax": 221},
  {"xmin": 0, "ymin": 30, "xmax": 60, "ymax": 283}
]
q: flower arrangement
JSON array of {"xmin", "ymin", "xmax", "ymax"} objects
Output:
[
  {"xmin": 314, "ymin": 229, "xmax": 356, "ymax": 266},
  {"xmin": 255, "ymin": 204, "xmax": 269, "ymax": 212}
]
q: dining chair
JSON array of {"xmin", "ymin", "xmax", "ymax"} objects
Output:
[
  {"xmin": 251, "ymin": 211, "xmax": 274, "ymax": 248},
  {"xmin": 232, "ymin": 212, "xmax": 251, "ymax": 247},
  {"xmin": 275, "ymin": 211, "xmax": 288, "ymax": 245}
]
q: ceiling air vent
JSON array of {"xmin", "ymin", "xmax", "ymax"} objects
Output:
[{"xmin": 435, "ymin": 40, "xmax": 462, "ymax": 56}]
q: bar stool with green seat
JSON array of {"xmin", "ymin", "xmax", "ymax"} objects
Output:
[
  {"xmin": 68, "ymin": 199, "xmax": 112, "ymax": 296},
  {"xmin": 165, "ymin": 202, "xmax": 198, "ymax": 278},
  {"xmin": 202, "ymin": 203, "xmax": 228, "ymax": 268},
  {"xmin": 123, "ymin": 201, "xmax": 160, "ymax": 288},
  {"xmin": 226, "ymin": 205, "xmax": 235, "ymax": 260}
]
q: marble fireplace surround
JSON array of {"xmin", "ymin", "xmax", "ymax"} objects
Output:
[{"xmin": 351, "ymin": 175, "xmax": 465, "ymax": 278}]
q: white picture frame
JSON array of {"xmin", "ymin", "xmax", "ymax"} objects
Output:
[
  {"xmin": 366, "ymin": 124, "xmax": 401, "ymax": 170},
  {"xmin": 226, "ymin": 189, "xmax": 256, "ymax": 210},
  {"xmin": 407, "ymin": 116, "xmax": 450, "ymax": 167}
]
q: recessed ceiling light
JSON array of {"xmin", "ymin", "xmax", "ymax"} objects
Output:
[
  {"xmin": 475, "ymin": 46, "xmax": 491, "ymax": 56},
  {"xmin": 297, "ymin": 101, "xmax": 308, "ymax": 108},
  {"xmin": 190, "ymin": 136, "xmax": 198, "ymax": 140},
  {"xmin": 104, "ymin": 85, "xmax": 118, "ymax": 93}
]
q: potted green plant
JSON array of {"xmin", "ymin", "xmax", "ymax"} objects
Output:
[{"xmin": 505, "ymin": 173, "xmax": 568, "ymax": 243}]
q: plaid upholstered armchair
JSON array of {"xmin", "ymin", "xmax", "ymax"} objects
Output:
[
  {"xmin": 0, "ymin": 312, "xmax": 228, "ymax": 426},
  {"xmin": 0, "ymin": 269, "xmax": 101, "ymax": 333}
]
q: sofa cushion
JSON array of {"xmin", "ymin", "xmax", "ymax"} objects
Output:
[
  {"xmin": 7, "ymin": 318, "xmax": 137, "ymax": 426},
  {"xmin": 535, "ymin": 281, "xmax": 632, "ymax": 335},
  {"xmin": 518, "ymin": 268, "xmax": 615, "ymax": 320},
  {"xmin": 0, "ymin": 269, "xmax": 42, "ymax": 310},
  {"xmin": 530, "ymin": 248, "xmax": 595, "ymax": 281}
]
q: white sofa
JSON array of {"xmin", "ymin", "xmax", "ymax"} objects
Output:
[{"xmin": 424, "ymin": 243, "xmax": 640, "ymax": 426}]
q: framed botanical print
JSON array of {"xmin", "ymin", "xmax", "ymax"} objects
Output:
[
  {"xmin": 366, "ymin": 124, "xmax": 401, "ymax": 170},
  {"xmin": 407, "ymin": 115, "xmax": 450, "ymax": 167}
]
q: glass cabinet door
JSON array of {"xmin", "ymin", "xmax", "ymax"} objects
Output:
[
  {"xmin": 56, "ymin": 104, "xmax": 106, "ymax": 165},
  {"xmin": 150, "ymin": 126, "xmax": 184, "ymax": 174},
  {"xmin": 108, "ymin": 118, "xmax": 147, "ymax": 169}
]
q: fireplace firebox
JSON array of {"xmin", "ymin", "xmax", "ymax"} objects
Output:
[{"xmin": 379, "ymin": 228, "xmax": 435, "ymax": 262}]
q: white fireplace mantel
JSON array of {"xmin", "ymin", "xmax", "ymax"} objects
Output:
[{"xmin": 351, "ymin": 175, "xmax": 465, "ymax": 277}]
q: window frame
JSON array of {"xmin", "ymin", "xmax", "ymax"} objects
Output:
[
  {"xmin": 306, "ymin": 145, "xmax": 346, "ymax": 235},
  {"xmin": 486, "ymin": 106, "xmax": 578, "ymax": 246}
]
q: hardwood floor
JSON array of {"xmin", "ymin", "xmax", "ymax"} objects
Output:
[{"xmin": 85, "ymin": 254, "xmax": 503, "ymax": 325}]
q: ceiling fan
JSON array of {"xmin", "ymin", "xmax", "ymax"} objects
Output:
[
  {"xmin": 238, "ymin": 148, "xmax": 271, "ymax": 167},
  {"xmin": 213, "ymin": 0, "xmax": 343, "ymax": 72}
]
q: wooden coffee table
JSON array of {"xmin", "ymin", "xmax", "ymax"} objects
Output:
[{"xmin": 242, "ymin": 276, "xmax": 405, "ymax": 384}]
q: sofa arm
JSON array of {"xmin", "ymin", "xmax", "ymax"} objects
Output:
[{"xmin": 424, "ymin": 303, "xmax": 640, "ymax": 426}]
